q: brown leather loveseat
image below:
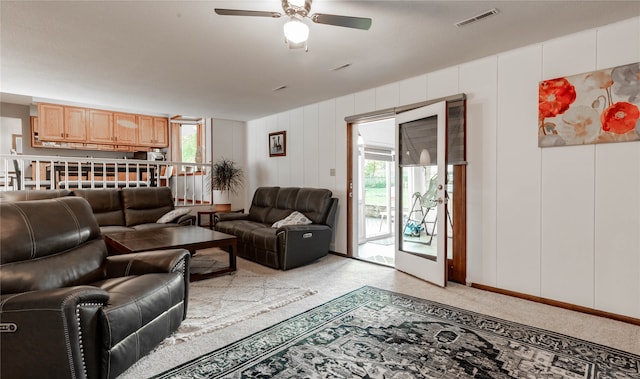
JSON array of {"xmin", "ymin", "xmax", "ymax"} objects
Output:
[
  {"xmin": 0, "ymin": 187, "xmax": 195, "ymax": 234},
  {"xmin": 0, "ymin": 197, "xmax": 190, "ymax": 379},
  {"xmin": 215, "ymin": 187, "xmax": 338, "ymax": 270}
]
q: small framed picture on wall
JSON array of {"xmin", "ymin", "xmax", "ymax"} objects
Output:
[{"xmin": 269, "ymin": 131, "xmax": 286, "ymax": 157}]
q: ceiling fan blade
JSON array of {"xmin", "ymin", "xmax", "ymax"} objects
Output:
[
  {"xmin": 311, "ymin": 13, "xmax": 372, "ymax": 30},
  {"xmin": 214, "ymin": 9, "xmax": 282, "ymax": 18}
]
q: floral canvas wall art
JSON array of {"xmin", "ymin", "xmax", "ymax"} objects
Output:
[{"xmin": 538, "ymin": 62, "xmax": 640, "ymax": 147}]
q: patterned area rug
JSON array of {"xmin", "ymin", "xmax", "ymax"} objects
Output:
[
  {"xmin": 162, "ymin": 261, "xmax": 316, "ymax": 345},
  {"xmin": 154, "ymin": 286, "xmax": 639, "ymax": 378}
]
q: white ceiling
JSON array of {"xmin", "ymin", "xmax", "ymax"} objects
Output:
[{"xmin": 1, "ymin": 1, "xmax": 638, "ymax": 121}]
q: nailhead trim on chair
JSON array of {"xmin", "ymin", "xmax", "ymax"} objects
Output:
[{"xmin": 76, "ymin": 302, "xmax": 103, "ymax": 379}]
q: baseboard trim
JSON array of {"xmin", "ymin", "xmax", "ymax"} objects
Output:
[{"xmin": 471, "ymin": 283, "xmax": 640, "ymax": 326}]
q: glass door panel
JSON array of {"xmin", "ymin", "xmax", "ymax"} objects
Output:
[{"xmin": 395, "ymin": 101, "xmax": 448, "ymax": 287}]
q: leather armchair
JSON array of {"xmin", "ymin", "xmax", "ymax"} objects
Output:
[{"xmin": 0, "ymin": 197, "xmax": 190, "ymax": 379}]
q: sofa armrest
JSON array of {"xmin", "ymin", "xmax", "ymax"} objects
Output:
[
  {"xmin": 216, "ymin": 212, "xmax": 250, "ymax": 222},
  {"xmin": 105, "ymin": 249, "xmax": 190, "ymax": 319},
  {"xmin": 1, "ymin": 287, "xmax": 109, "ymax": 379},
  {"xmin": 104, "ymin": 249, "xmax": 190, "ymax": 277},
  {"xmin": 276, "ymin": 224, "xmax": 333, "ymax": 270},
  {"xmin": 176, "ymin": 214, "xmax": 196, "ymax": 226}
]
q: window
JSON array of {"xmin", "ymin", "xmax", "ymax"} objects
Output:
[{"xmin": 170, "ymin": 119, "xmax": 205, "ymax": 172}]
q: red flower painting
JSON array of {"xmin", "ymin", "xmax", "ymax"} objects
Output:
[
  {"xmin": 601, "ymin": 102, "xmax": 640, "ymax": 134},
  {"xmin": 538, "ymin": 62, "xmax": 640, "ymax": 147},
  {"xmin": 539, "ymin": 78, "xmax": 577, "ymax": 118}
]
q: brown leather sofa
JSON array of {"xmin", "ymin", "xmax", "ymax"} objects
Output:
[
  {"xmin": 215, "ymin": 187, "xmax": 338, "ymax": 270},
  {"xmin": 0, "ymin": 197, "xmax": 190, "ymax": 379},
  {"xmin": 1, "ymin": 187, "xmax": 195, "ymax": 234}
]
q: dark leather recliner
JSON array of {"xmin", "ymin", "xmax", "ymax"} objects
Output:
[
  {"xmin": 0, "ymin": 197, "xmax": 190, "ymax": 379},
  {"xmin": 215, "ymin": 187, "xmax": 338, "ymax": 270}
]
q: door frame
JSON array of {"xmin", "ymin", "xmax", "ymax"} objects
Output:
[{"xmin": 345, "ymin": 95, "xmax": 467, "ymax": 285}]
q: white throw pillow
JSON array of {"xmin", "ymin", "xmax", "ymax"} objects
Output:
[
  {"xmin": 272, "ymin": 211, "xmax": 312, "ymax": 228},
  {"xmin": 157, "ymin": 207, "xmax": 191, "ymax": 224}
]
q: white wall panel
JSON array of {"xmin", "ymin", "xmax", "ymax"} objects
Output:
[
  {"xmin": 289, "ymin": 108, "xmax": 304, "ymax": 187},
  {"xmin": 375, "ymin": 82, "xmax": 399, "ymax": 110},
  {"xmin": 494, "ymin": 48, "xmax": 542, "ymax": 295},
  {"xmin": 540, "ymin": 146, "xmax": 595, "ymax": 307},
  {"xmin": 276, "ymin": 112, "xmax": 291, "ymax": 186},
  {"xmin": 540, "ymin": 29, "xmax": 597, "ymax": 308},
  {"xmin": 264, "ymin": 116, "xmax": 280, "ymax": 186},
  {"xmin": 354, "ymin": 89, "xmax": 375, "ymax": 115},
  {"xmin": 213, "ymin": 118, "xmax": 246, "ymax": 209},
  {"xmin": 542, "ymin": 31, "xmax": 597, "ymax": 79},
  {"xmin": 594, "ymin": 143, "xmax": 640, "ymax": 317},
  {"xmin": 318, "ymin": 100, "xmax": 336, "ymax": 190},
  {"xmin": 399, "ymin": 75, "xmax": 428, "ymax": 106},
  {"xmin": 596, "ymin": 17, "xmax": 640, "ymax": 68},
  {"xmin": 427, "ymin": 67, "xmax": 459, "ymax": 99},
  {"xmin": 333, "ymin": 95, "xmax": 355, "ymax": 254},
  {"xmin": 593, "ymin": 18, "xmax": 640, "ymax": 318},
  {"xmin": 460, "ymin": 56, "xmax": 499, "ymax": 286},
  {"xmin": 303, "ymin": 104, "xmax": 319, "ymax": 187}
]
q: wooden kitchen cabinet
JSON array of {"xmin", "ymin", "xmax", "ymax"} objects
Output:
[
  {"xmin": 33, "ymin": 102, "xmax": 170, "ymax": 152},
  {"xmin": 138, "ymin": 116, "xmax": 168, "ymax": 147},
  {"xmin": 87, "ymin": 109, "xmax": 114, "ymax": 144},
  {"xmin": 38, "ymin": 104, "xmax": 65, "ymax": 141},
  {"xmin": 113, "ymin": 113, "xmax": 138, "ymax": 145},
  {"xmin": 153, "ymin": 117, "xmax": 168, "ymax": 146},
  {"xmin": 63, "ymin": 106, "xmax": 87, "ymax": 141},
  {"xmin": 38, "ymin": 103, "xmax": 86, "ymax": 142}
]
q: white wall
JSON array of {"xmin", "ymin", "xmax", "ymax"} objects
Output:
[
  {"xmin": 244, "ymin": 17, "xmax": 640, "ymax": 318},
  {"xmin": 212, "ymin": 118, "xmax": 247, "ymax": 211}
]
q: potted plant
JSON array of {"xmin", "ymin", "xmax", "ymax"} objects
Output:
[{"xmin": 211, "ymin": 158, "xmax": 244, "ymax": 211}]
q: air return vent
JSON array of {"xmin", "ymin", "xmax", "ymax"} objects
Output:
[{"xmin": 455, "ymin": 8, "xmax": 499, "ymax": 28}]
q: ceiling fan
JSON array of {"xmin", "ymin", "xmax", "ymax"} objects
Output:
[{"xmin": 214, "ymin": 0, "xmax": 372, "ymax": 50}]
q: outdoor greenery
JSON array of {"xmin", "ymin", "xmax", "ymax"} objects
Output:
[{"xmin": 181, "ymin": 125, "xmax": 198, "ymax": 162}]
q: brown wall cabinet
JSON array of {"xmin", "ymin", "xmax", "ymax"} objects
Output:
[
  {"xmin": 38, "ymin": 103, "xmax": 86, "ymax": 142},
  {"xmin": 33, "ymin": 103, "xmax": 170, "ymax": 152},
  {"xmin": 138, "ymin": 116, "xmax": 168, "ymax": 147}
]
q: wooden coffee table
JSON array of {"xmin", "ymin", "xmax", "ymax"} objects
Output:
[{"xmin": 104, "ymin": 226, "xmax": 237, "ymax": 281}]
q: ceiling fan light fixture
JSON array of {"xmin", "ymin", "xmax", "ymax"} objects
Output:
[{"xmin": 283, "ymin": 18, "xmax": 309, "ymax": 44}]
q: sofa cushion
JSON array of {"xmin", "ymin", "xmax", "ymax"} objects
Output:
[
  {"xmin": 249, "ymin": 227, "xmax": 279, "ymax": 253},
  {"xmin": 0, "ymin": 197, "xmax": 101, "ymax": 265},
  {"xmin": 73, "ymin": 188, "xmax": 125, "ymax": 227},
  {"xmin": 247, "ymin": 187, "xmax": 280, "ymax": 223},
  {"xmin": 272, "ymin": 211, "xmax": 312, "ymax": 228},
  {"xmin": 265, "ymin": 187, "xmax": 300, "ymax": 224},
  {"xmin": 121, "ymin": 187, "xmax": 174, "ymax": 226},
  {"xmin": 157, "ymin": 207, "xmax": 191, "ymax": 223},
  {"xmin": 294, "ymin": 188, "xmax": 332, "ymax": 224}
]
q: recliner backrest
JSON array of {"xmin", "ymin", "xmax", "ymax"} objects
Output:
[
  {"xmin": 0, "ymin": 189, "xmax": 71, "ymax": 201},
  {"xmin": 293, "ymin": 188, "xmax": 332, "ymax": 224},
  {"xmin": 73, "ymin": 188, "xmax": 125, "ymax": 227},
  {"xmin": 0, "ymin": 197, "xmax": 106, "ymax": 294},
  {"xmin": 120, "ymin": 187, "xmax": 174, "ymax": 226},
  {"xmin": 266, "ymin": 187, "xmax": 300, "ymax": 224},
  {"xmin": 248, "ymin": 186, "xmax": 280, "ymax": 223}
]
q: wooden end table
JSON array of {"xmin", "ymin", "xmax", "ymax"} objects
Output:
[
  {"xmin": 197, "ymin": 208, "xmax": 244, "ymax": 229},
  {"xmin": 104, "ymin": 226, "xmax": 237, "ymax": 281}
]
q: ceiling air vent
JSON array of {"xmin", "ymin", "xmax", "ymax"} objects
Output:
[{"xmin": 455, "ymin": 8, "xmax": 499, "ymax": 28}]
